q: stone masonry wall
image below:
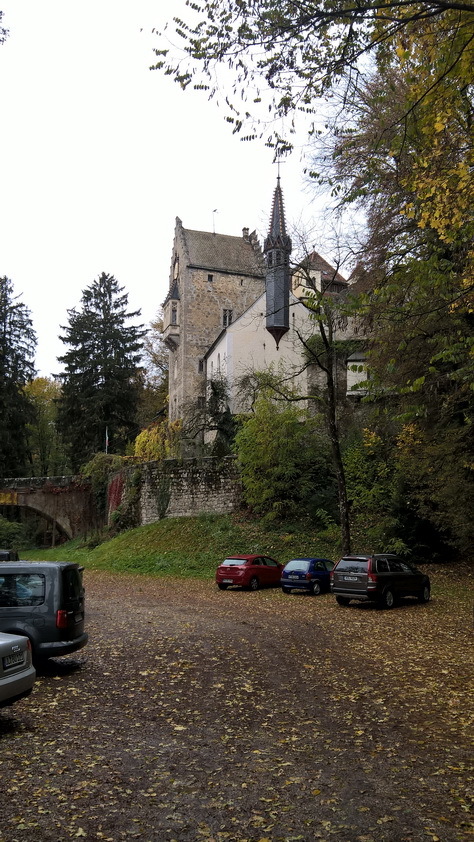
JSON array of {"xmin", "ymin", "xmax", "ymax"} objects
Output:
[{"xmin": 137, "ymin": 457, "xmax": 242, "ymax": 524}]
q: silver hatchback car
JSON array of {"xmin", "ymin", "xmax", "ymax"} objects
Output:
[{"xmin": 0, "ymin": 631, "xmax": 35, "ymax": 707}]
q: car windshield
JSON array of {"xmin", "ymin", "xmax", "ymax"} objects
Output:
[
  {"xmin": 284, "ymin": 560, "xmax": 310, "ymax": 573},
  {"xmin": 221, "ymin": 558, "xmax": 247, "ymax": 566}
]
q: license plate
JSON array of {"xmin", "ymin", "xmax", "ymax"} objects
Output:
[
  {"xmin": 75, "ymin": 613, "xmax": 83, "ymax": 622},
  {"xmin": 223, "ymin": 579, "xmax": 233, "ymax": 584},
  {"xmin": 288, "ymin": 575, "xmax": 299, "ymax": 580},
  {"xmin": 344, "ymin": 576, "xmax": 358, "ymax": 581},
  {"xmin": 3, "ymin": 652, "xmax": 24, "ymax": 668}
]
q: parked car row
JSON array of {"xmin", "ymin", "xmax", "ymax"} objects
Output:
[
  {"xmin": 0, "ymin": 558, "xmax": 88, "ymax": 710},
  {"xmin": 216, "ymin": 553, "xmax": 431, "ymax": 608}
]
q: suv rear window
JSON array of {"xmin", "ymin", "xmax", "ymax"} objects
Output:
[
  {"xmin": 336, "ymin": 558, "xmax": 369, "ymax": 573},
  {"xmin": 0, "ymin": 574, "xmax": 45, "ymax": 606}
]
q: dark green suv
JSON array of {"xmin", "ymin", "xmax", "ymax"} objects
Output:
[
  {"xmin": 0, "ymin": 561, "xmax": 88, "ymax": 663},
  {"xmin": 330, "ymin": 554, "xmax": 431, "ymax": 609}
]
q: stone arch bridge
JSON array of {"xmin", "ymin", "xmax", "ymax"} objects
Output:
[{"xmin": 0, "ymin": 476, "xmax": 95, "ymax": 541}]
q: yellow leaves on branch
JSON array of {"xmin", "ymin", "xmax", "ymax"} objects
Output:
[
  {"xmin": 395, "ymin": 12, "xmax": 474, "ymax": 275},
  {"xmin": 134, "ymin": 419, "xmax": 182, "ymax": 461},
  {"xmin": 396, "ymin": 423, "xmax": 423, "ymax": 454}
]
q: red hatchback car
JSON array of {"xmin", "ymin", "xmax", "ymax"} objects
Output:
[{"xmin": 216, "ymin": 555, "xmax": 283, "ymax": 591}]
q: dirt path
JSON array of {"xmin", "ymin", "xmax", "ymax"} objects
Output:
[{"xmin": 0, "ymin": 572, "xmax": 472, "ymax": 841}]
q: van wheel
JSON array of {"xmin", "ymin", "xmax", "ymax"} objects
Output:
[
  {"xmin": 217, "ymin": 584, "xmax": 228, "ymax": 590},
  {"xmin": 336, "ymin": 596, "xmax": 350, "ymax": 606},
  {"xmin": 418, "ymin": 584, "xmax": 431, "ymax": 603},
  {"xmin": 311, "ymin": 581, "xmax": 322, "ymax": 596},
  {"xmin": 380, "ymin": 589, "xmax": 395, "ymax": 609},
  {"xmin": 248, "ymin": 577, "xmax": 259, "ymax": 591}
]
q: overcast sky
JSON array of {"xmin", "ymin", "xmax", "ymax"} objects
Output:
[{"xmin": 0, "ymin": 1, "xmax": 327, "ymax": 377}]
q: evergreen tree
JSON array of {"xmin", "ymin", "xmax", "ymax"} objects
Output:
[
  {"xmin": 57, "ymin": 273, "xmax": 145, "ymax": 471},
  {"xmin": 0, "ymin": 12, "xmax": 7, "ymax": 46},
  {"xmin": 0, "ymin": 277, "xmax": 36, "ymax": 477}
]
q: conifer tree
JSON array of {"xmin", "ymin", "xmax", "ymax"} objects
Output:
[
  {"xmin": 57, "ymin": 273, "xmax": 145, "ymax": 470},
  {"xmin": 0, "ymin": 277, "xmax": 36, "ymax": 477}
]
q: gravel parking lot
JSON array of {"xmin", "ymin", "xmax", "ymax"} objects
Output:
[{"xmin": 0, "ymin": 570, "xmax": 472, "ymax": 842}]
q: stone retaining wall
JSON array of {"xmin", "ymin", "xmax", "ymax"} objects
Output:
[{"xmin": 111, "ymin": 457, "xmax": 242, "ymax": 525}]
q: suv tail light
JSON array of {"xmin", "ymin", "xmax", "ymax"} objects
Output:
[
  {"xmin": 367, "ymin": 558, "xmax": 378, "ymax": 587},
  {"xmin": 329, "ymin": 570, "xmax": 334, "ymax": 582},
  {"xmin": 56, "ymin": 609, "xmax": 68, "ymax": 629}
]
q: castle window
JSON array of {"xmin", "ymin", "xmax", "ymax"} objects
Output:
[
  {"xmin": 217, "ymin": 353, "xmax": 221, "ymax": 371},
  {"xmin": 223, "ymin": 309, "xmax": 233, "ymax": 327},
  {"xmin": 208, "ymin": 274, "xmax": 213, "ymax": 283},
  {"xmin": 171, "ymin": 303, "xmax": 178, "ymax": 325},
  {"xmin": 198, "ymin": 359, "xmax": 204, "ymax": 373}
]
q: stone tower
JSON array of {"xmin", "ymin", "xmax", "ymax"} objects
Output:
[
  {"xmin": 162, "ymin": 218, "xmax": 265, "ymax": 422},
  {"xmin": 264, "ymin": 178, "xmax": 292, "ymax": 349}
]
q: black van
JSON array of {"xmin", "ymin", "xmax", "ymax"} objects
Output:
[{"xmin": 0, "ymin": 561, "xmax": 88, "ymax": 663}]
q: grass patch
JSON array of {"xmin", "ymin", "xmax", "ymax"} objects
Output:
[
  {"xmin": 19, "ymin": 513, "xmax": 471, "ymax": 588},
  {"xmin": 19, "ymin": 513, "xmax": 337, "ymax": 578}
]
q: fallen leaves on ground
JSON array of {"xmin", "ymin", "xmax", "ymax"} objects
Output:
[{"xmin": 0, "ymin": 566, "xmax": 472, "ymax": 841}]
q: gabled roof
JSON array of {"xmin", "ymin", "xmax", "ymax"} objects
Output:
[
  {"xmin": 182, "ymin": 227, "xmax": 264, "ymax": 278},
  {"xmin": 297, "ymin": 251, "xmax": 348, "ymax": 288}
]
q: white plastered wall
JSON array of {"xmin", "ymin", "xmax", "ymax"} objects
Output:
[{"xmin": 205, "ymin": 293, "xmax": 313, "ymax": 414}]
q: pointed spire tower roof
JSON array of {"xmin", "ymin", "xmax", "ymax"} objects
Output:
[
  {"xmin": 264, "ymin": 177, "xmax": 292, "ymax": 348},
  {"xmin": 264, "ymin": 177, "xmax": 292, "ymax": 253}
]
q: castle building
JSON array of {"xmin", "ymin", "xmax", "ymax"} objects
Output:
[
  {"xmin": 162, "ymin": 181, "xmax": 364, "ymax": 426},
  {"xmin": 162, "ymin": 218, "xmax": 265, "ymax": 421}
]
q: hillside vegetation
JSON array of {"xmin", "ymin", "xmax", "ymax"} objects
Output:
[{"xmin": 20, "ymin": 513, "xmax": 338, "ymax": 578}]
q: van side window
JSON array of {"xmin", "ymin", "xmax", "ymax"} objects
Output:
[
  {"xmin": 0, "ymin": 574, "xmax": 45, "ymax": 606},
  {"xmin": 377, "ymin": 559, "xmax": 389, "ymax": 573}
]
